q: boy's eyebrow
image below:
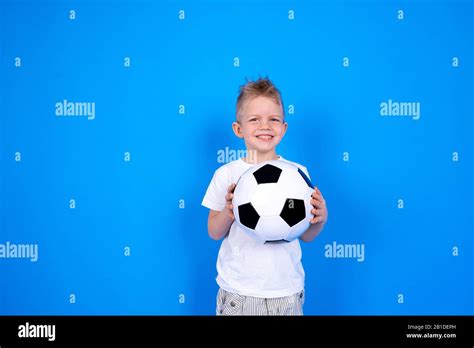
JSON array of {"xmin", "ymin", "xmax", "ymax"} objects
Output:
[{"xmin": 247, "ymin": 114, "xmax": 283, "ymax": 118}]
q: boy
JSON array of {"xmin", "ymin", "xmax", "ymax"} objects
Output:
[{"xmin": 201, "ymin": 77, "xmax": 328, "ymax": 315}]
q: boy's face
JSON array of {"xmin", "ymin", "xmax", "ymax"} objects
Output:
[{"xmin": 232, "ymin": 96, "xmax": 287, "ymax": 156}]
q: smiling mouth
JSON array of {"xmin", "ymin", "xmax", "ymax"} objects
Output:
[{"xmin": 256, "ymin": 135, "xmax": 274, "ymax": 140}]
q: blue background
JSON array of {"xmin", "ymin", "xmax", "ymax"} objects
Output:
[{"xmin": 0, "ymin": 0, "xmax": 472, "ymax": 315}]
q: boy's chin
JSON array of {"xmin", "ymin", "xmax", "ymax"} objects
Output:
[
  {"xmin": 248, "ymin": 147, "xmax": 278, "ymax": 156},
  {"xmin": 246, "ymin": 139, "xmax": 281, "ymax": 154}
]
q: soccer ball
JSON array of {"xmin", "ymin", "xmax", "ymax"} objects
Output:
[{"xmin": 232, "ymin": 160, "xmax": 314, "ymax": 243}]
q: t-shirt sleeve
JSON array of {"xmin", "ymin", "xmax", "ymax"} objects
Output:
[{"xmin": 201, "ymin": 166, "xmax": 231, "ymax": 212}]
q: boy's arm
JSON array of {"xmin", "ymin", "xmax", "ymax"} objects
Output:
[
  {"xmin": 208, "ymin": 208, "xmax": 234, "ymax": 240},
  {"xmin": 300, "ymin": 186, "xmax": 328, "ymax": 243},
  {"xmin": 207, "ymin": 183, "xmax": 237, "ymax": 240},
  {"xmin": 300, "ymin": 221, "xmax": 325, "ymax": 242}
]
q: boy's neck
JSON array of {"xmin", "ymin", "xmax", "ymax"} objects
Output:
[{"xmin": 243, "ymin": 150, "xmax": 279, "ymax": 164}]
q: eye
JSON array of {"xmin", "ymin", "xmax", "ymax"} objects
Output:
[
  {"xmin": 271, "ymin": 118, "xmax": 281, "ymax": 122},
  {"xmin": 249, "ymin": 118, "xmax": 258, "ymax": 122}
]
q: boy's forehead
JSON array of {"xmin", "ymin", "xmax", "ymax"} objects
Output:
[{"xmin": 242, "ymin": 96, "xmax": 283, "ymax": 116}]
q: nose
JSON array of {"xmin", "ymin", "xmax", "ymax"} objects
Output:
[{"xmin": 259, "ymin": 119, "xmax": 271, "ymax": 129}]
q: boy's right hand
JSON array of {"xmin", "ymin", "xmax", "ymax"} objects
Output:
[{"xmin": 225, "ymin": 183, "xmax": 236, "ymax": 221}]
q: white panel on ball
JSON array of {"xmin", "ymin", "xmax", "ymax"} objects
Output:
[
  {"xmin": 254, "ymin": 215, "xmax": 292, "ymax": 242},
  {"xmin": 251, "ymin": 183, "xmax": 285, "ymax": 216},
  {"xmin": 277, "ymin": 166, "xmax": 312, "ymax": 198}
]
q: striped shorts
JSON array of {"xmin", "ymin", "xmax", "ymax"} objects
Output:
[{"xmin": 216, "ymin": 288, "xmax": 305, "ymax": 316}]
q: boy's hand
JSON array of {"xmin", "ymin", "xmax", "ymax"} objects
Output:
[
  {"xmin": 225, "ymin": 183, "xmax": 237, "ymax": 221},
  {"xmin": 310, "ymin": 187, "xmax": 328, "ymax": 225}
]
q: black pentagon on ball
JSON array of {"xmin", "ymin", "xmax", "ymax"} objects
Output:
[
  {"xmin": 280, "ymin": 198, "xmax": 306, "ymax": 227},
  {"xmin": 298, "ymin": 168, "xmax": 314, "ymax": 189},
  {"xmin": 238, "ymin": 203, "xmax": 260, "ymax": 230},
  {"xmin": 253, "ymin": 164, "xmax": 282, "ymax": 184}
]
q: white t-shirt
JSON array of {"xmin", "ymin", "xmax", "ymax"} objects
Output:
[{"xmin": 201, "ymin": 156, "xmax": 310, "ymax": 298}]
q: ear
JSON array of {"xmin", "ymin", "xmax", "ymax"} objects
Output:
[
  {"xmin": 282, "ymin": 121, "xmax": 288, "ymax": 136},
  {"xmin": 232, "ymin": 122, "xmax": 244, "ymax": 138}
]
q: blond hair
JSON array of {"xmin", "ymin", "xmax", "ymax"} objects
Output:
[{"xmin": 236, "ymin": 77, "xmax": 284, "ymax": 122}]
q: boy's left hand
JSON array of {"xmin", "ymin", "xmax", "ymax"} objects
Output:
[{"xmin": 310, "ymin": 187, "xmax": 328, "ymax": 225}]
